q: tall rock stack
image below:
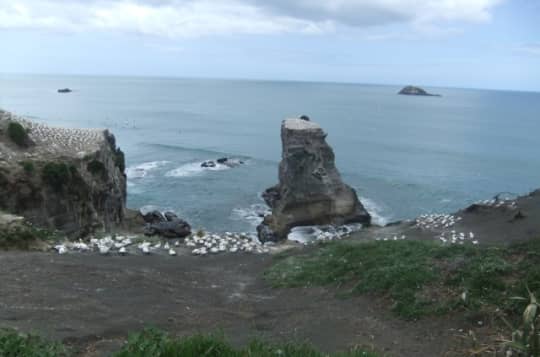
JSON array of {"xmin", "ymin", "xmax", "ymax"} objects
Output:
[{"xmin": 257, "ymin": 118, "xmax": 371, "ymax": 242}]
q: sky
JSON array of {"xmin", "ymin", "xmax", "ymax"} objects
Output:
[{"xmin": 0, "ymin": 0, "xmax": 539, "ymax": 91}]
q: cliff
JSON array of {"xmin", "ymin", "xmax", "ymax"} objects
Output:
[
  {"xmin": 258, "ymin": 118, "xmax": 371, "ymax": 242},
  {"xmin": 0, "ymin": 109, "xmax": 127, "ymax": 237}
]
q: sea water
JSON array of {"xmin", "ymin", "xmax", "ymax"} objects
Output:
[{"xmin": 1, "ymin": 74, "xmax": 539, "ymax": 233}]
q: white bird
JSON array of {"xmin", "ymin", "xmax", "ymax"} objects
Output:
[
  {"xmin": 168, "ymin": 248, "xmax": 177, "ymax": 256},
  {"xmin": 153, "ymin": 242, "xmax": 161, "ymax": 249},
  {"xmin": 175, "ymin": 241, "xmax": 180, "ymax": 247},
  {"xmin": 164, "ymin": 242, "xmax": 170, "ymax": 250},
  {"xmin": 142, "ymin": 245, "xmax": 150, "ymax": 255},
  {"xmin": 210, "ymin": 247, "xmax": 219, "ymax": 254},
  {"xmin": 119, "ymin": 247, "xmax": 127, "ymax": 255},
  {"xmin": 99, "ymin": 245, "xmax": 110, "ymax": 255},
  {"xmin": 55, "ymin": 244, "xmax": 68, "ymax": 254}
]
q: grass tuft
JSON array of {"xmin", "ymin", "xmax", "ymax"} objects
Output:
[
  {"xmin": 113, "ymin": 328, "xmax": 379, "ymax": 357},
  {"xmin": 0, "ymin": 329, "xmax": 69, "ymax": 357},
  {"xmin": 266, "ymin": 239, "xmax": 540, "ymax": 320}
]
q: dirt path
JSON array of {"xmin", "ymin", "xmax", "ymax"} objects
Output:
[{"xmin": 0, "ymin": 251, "xmax": 467, "ymax": 357}]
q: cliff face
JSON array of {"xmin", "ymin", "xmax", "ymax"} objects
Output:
[
  {"xmin": 0, "ymin": 109, "xmax": 126, "ymax": 237},
  {"xmin": 258, "ymin": 118, "xmax": 371, "ymax": 242}
]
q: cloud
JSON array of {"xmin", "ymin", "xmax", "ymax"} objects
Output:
[
  {"xmin": 0, "ymin": 0, "xmax": 503, "ymax": 38},
  {"xmin": 517, "ymin": 43, "xmax": 540, "ymax": 56}
]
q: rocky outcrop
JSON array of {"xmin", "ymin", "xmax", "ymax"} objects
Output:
[
  {"xmin": 257, "ymin": 118, "xmax": 371, "ymax": 242},
  {"xmin": 0, "ymin": 109, "xmax": 127, "ymax": 237},
  {"xmin": 142, "ymin": 210, "xmax": 191, "ymax": 238},
  {"xmin": 398, "ymin": 85, "xmax": 441, "ymax": 97}
]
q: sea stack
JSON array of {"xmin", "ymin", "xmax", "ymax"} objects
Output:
[{"xmin": 257, "ymin": 118, "xmax": 371, "ymax": 242}]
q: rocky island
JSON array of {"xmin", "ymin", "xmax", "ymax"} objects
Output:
[
  {"xmin": 398, "ymin": 85, "xmax": 441, "ymax": 96},
  {"xmin": 257, "ymin": 118, "xmax": 371, "ymax": 242},
  {"xmin": 0, "ymin": 109, "xmax": 126, "ymax": 237}
]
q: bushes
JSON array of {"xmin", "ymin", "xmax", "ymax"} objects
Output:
[
  {"xmin": 19, "ymin": 161, "xmax": 35, "ymax": 174},
  {"xmin": 87, "ymin": 160, "xmax": 107, "ymax": 177},
  {"xmin": 0, "ymin": 329, "xmax": 69, "ymax": 357},
  {"xmin": 7, "ymin": 122, "xmax": 30, "ymax": 147},
  {"xmin": 42, "ymin": 162, "xmax": 72, "ymax": 192}
]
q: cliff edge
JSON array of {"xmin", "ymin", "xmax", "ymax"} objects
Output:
[{"xmin": 0, "ymin": 109, "xmax": 126, "ymax": 237}]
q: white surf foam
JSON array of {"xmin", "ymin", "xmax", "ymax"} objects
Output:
[
  {"xmin": 165, "ymin": 161, "xmax": 230, "ymax": 178},
  {"xmin": 287, "ymin": 223, "xmax": 364, "ymax": 244},
  {"xmin": 126, "ymin": 161, "xmax": 170, "ymax": 179},
  {"xmin": 231, "ymin": 204, "xmax": 270, "ymax": 227},
  {"xmin": 360, "ymin": 196, "xmax": 389, "ymax": 226}
]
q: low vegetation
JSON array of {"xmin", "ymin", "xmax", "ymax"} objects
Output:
[
  {"xmin": 7, "ymin": 122, "xmax": 30, "ymax": 147},
  {"xmin": 265, "ymin": 239, "xmax": 540, "ymax": 321},
  {"xmin": 41, "ymin": 162, "xmax": 77, "ymax": 192},
  {"xmin": 19, "ymin": 161, "xmax": 35, "ymax": 174},
  {"xmin": 0, "ymin": 224, "xmax": 58, "ymax": 249},
  {"xmin": 86, "ymin": 159, "xmax": 107, "ymax": 177},
  {"xmin": 0, "ymin": 329, "xmax": 69, "ymax": 357},
  {"xmin": 0, "ymin": 328, "xmax": 378, "ymax": 357},
  {"xmin": 114, "ymin": 328, "xmax": 378, "ymax": 357}
]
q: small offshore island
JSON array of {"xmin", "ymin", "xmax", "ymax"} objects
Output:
[
  {"xmin": 1, "ymin": 107, "xmax": 540, "ymax": 357},
  {"xmin": 398, "ymin": 85, "xmax": 441, "ymax": 96}
]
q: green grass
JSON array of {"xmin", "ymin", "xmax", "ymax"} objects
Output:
[
  {"xmin": 0, "ymin": 328, "xmax": 380, "ymax": 357},
  {"xmin": 0, "ymin": 329, "xmax": 69, "ymax": 357},
  {"xmin": 114, "ymin": 328, "xmax": 379, "ymax": 357},
  {"xmin": 0, "ymin": 224, "xmax": 59, "ymax": 249},
  {"xmin": 265, "ymin": 239, "xmax": 540, "ymax": 320}
]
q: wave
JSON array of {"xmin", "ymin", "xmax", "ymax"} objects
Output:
[
  {"xmin": 287, "ymin": 223, "xmax": 364, "ymax": 244},
  {"xmin": 230, "ymin": 203, "xmax": 270, "ymax": 227},
  {"xmin": 126, "ymin": 160, "xmax": 170, "ymax": 179},
  {"xmin": 165, "ymin": 158, "xmax": 246, "ymax": 178},
  {"xmin": 360, "ymin": 196, "xmax": 389, "ymax": 226}
]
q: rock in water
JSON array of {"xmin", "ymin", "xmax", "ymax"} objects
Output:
[
  {"xmin": 257, "ymin": 118, "xmax": 371, "ymax": 242},
  {"xmin": 398, "ymin": 85, "xmax": 441, "ymax": 97}
]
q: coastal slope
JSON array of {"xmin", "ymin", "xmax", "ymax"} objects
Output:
[{"xmin": 0, "ymin": 109, "xmax": 127, "ymax": 236}]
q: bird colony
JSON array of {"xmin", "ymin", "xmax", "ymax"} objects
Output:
[{"xmin": 53, "ymin": 231, "xmax": 272, "ymax": 256}]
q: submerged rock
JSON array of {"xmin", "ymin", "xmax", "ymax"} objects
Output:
[
  {"xmin": 398, "ymin": 85, "xmax": 441, "ymax": 97},
  {"xmin": 257, "ymin": 118, "xmax": 371, "ymax": 242},
  {"xmin": 57, "ymin": 88, "xmax": 72, "ymax": 93}
]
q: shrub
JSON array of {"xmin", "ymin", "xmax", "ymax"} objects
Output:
[
  {"xmin": 0, "ymin": 329, "xmax": 69, "ymax": 357},
  {"xmin": 42, "ymin": 162, "xmax": 71, "ymax": 192},
  {"xmin": 86, "ymin": 160, "xmax": 107, "ymax": 177},
  {"xmin": 7, "ymin": 122, "xmax": 29, "ymax": 147},
  {"xmin": 19, "ymin": 161, "xmax": 35, "ymax": 174}
]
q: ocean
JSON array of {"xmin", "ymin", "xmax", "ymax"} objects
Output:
[{"xmin": 1, "ymin": 74, "xmax": 539, "ymax": 233}]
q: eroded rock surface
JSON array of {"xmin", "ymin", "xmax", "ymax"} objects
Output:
[
  {"xmin": 257, "ymin": 118, "xmax": 371, "ymax": 242},
  {"xmin": 0, "ymin": 109, "xmax": 127, "ymax": 237}
]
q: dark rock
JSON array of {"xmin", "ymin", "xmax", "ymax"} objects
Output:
[
  {"xmin": 299, "ymin": 115, "xmax": 310, "ymax": 121},
  {"xmin": 141, "ymin": 210, "xmax": 166, "ymax": 224},
  {"xmin": 164, "ymin": 211, "xmax": 178, "ymax": 222},
  {"xmin": 144, "ymin": 219, "xmax": 191, "ymax": 238},
  {"xmin": 398, "ymin": 85, "xmax": 440, "ymax": 97},
  {"xmin": 201, "ymin": 160, "xmax": 216, "ymax": 168},
  {"xmin": 57, "ymin": 88, "xmax": 72, "ymax": 93},
  {"xmin": 217, "ymin": 157, "xmax": 228, "ymax": 164},
  {"xmin": 257, "ymin": 118, "xmax": 371, "ymax": 242},
  {"xmin": 261, "ymin": 185, "xmax": 280, "ymax": 208}
]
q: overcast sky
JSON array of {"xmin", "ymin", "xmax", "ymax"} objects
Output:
[{"xmin": 0, "ymin": 0, "xmax": 539, "ymax": 91}]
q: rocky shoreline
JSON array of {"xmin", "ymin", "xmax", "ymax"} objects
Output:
[{"xmin": 1, "ymin": 109, "xmax": 539, "ymax": 258}]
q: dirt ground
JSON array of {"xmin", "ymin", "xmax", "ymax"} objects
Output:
[
  {"xmin": 0, "ymin": 250, "xmax": 472, "ymax": 357},
  {"xmin": 1, "ymin": 190, "xmax": 538, "ymax": 356}
]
